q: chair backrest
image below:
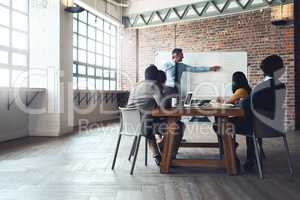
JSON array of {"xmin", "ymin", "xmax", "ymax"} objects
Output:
[{"xmin": 119, "ymin": 107, "xmax": 142, "ymax": 136}]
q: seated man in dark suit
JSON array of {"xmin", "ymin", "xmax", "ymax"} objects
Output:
[
  {"xmin": 248, "ymin": 55, "xmax": 286, "ymax": 170},
  {"xmin": 251, "ymin": 55, "xmax": 286, "ymax": 134}
]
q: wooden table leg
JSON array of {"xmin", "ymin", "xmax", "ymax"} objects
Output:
[
  {"xmin": 160, "ymin": 117, "xmax": 177, "ymax": 173},
  {"xmin": 221, "ymin": 117, "xmax": 238, "ymax": 175}
]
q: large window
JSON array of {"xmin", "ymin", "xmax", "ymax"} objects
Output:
[
  {"xmin": 73, "ymin": 10, "xmax": 119, "ymax": 90},
  {"xmin": 0, "ymin": 0, "xmax": 29, "ymax": 87}
]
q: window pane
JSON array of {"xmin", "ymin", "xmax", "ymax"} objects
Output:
[
  {"xmin": 78, "ymin": 65, "xmax": 86, "ymax": 75},
  {"xmin": 96, "ymin": 79, "xmax": 102, "ymax": 90},
  {"xmin": 78, "ymin": 22, "xmax": 86, "ymax": 35},
  {"xmin": 87, "ymin": 52, "xmax": 95, "ymax": 65},
  {"xmin": 104, "ymin": 22, "xmax": 110, "ymax": 33},
  {"xmin": 73, "ymin": 64, "xmax": 77, "ymax": 74},
  {"xmin": 0, "ymin": 0, "xmax": 10, "ymax": 6},
  {"xmin": 12, "ymin": 31, "xmax": 27, "ymax": 50},
  {"xmin": 111, "ymin": 36, "xmax": 116, "ymax": 46},
  {"xmin": 96, "ymin": 42, "xmax": 103, "ymax": 54},
  {"xmin": 73, "ymin": 19, "xmax": 77, "ymax": 32},
  {"xmin": 104, "ymin": 80, "xmax": 109, "ymax": 90},
  {"xmin": 111, "ymin": 25, "xmax": 116, "ymax": 35},
  {"xmin": 88, "ymin": 26, "xmax": 95, "ymax": 39},
  {"xmin": 110, "ymin": 81, "xmax": 116, "ymax": 90},
  {"xmin": 78, "ymin": 50, "xmax": 86, "ymax": 62},
  {"xmin": 12, "ymin": 11, "xmax": 28, "ymax": 31},
  {"xmin": 104, "ymin": 45, "xmax": 110, "ymax": 56},
  {"xmin": 73, "ymin": 48, "xmax": 77, "ymax": 61},
  {"xmin": 0, "ymin": 6, "xmax": 9, "ymax": 26},
  {"xmin": 104, "ymin": 33, "xmax": 110, "ymax": 45},
  {"xmin": 12, "ymin": 70, "xmax": 28, "ymax": 87},
  {"xmin": 78, "ymin": 35, "xmax": 86, "ymax": 49},
  {"xmin": 110, "ymin": 71, "xmax": 116, "ymax": 78},
  {"xmin": 78, "ymin": 77, "xmax": 86, "ymax": 89},
  {"xmin": 0, "ymin": 68, "xmax": 9, "ymax": 87},
  {"xmin": 0, "ymin": 50, "xmax": 8, "ymax": 64},
  {"xmin": 73, "ymin": 77, "xmax": 77, "ymax": 89},
  {"xmin": 96, "ymin": 18, "xmax": 103, "ymax": 29},
  {"xmin": 79, "ymin": 11, "xmax": 87, "ymax": 22},
  {"xmin": 0, "ymin": 27, "xmax": 9, "ymax": 46},
  {"xmin": 111, "ymin": 47, "xmax": 116, "ymax": 57},
  {"xmin": 88, "ymin": 39, "xmax": 95, "ymax": 52},
  {"xmin": 96, "ymin": 30, "xmax": 103, "ymax": 41},
  {"xmin": 87, "ymin": 78, "xmax": 95, "ymax": 90},
  {"xmin": 88, "ymin": 13, "xmax": 96, "ymax": 27},
  {"xmin": 12, "ymin": 53, "xmax": 27, "ymax": 66},
  {"xmin": 12, "ymin": 0, "xmax": 28, "ymax": 13},
  {"xmin": 111, "ymin": 59, "xmax": 116, "ymax": 68},
  {"xmin": 73, "ymin": 34, "xmax": 77, "ymax": 47},
  {"xmin": 104, "ymin": 70, "xmax": 109, "ymax": 78},
  {"xmin": 73, "ymin": 13, "xmax": 78, "ymax": 19},
  {"xmin": 96, "ymin": 55, "xmax": 103, "ymax": 66},
  {"xmin": 87, "ymin": 67, "xmax": 94, "ymax": 76},
  {"xmin": 104, "ymin": 56, "xmax": 109, "ymax": 68},
  {"xmin": 95, "ymin": 68, "xmax": 102, "ymax": 77}
]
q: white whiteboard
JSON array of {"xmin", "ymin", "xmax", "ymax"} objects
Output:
[{"xmin": 155, "ymin": 51, "xmax": 248, "ymax": 99}]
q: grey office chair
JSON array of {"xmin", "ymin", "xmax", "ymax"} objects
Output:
[
  {"xmin": 252, "ymin": 117, "xmax": 294, "ymax": 179},
  {"xmin": 111, "ymin": 107, "xmax": 148, "ymax": 175}
]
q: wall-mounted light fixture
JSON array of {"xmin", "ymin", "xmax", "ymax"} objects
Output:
[
  {"xmin": 271, "ymin": 3, "xmax": 294, "ymax": 26},
  {"xmin": 63, "ymin": 0, "xmax": 85, "ymax": 13}
]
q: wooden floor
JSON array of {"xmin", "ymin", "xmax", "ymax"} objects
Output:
[{"xmin": 0, "ymin": 122, "xmax": 299, "ymax": 200}]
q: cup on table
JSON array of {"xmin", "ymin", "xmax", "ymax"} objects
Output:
[{"xmin": 171, "ymin": 97, "xmax": 177, "ymax": 107}]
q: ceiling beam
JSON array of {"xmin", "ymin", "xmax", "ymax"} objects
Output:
[{"xmin": 124, "ymin": 0, "xmax": 293, "ymax": 28}]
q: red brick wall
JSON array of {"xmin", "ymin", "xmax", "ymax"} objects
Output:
[
  {"xmin": 121, "ymin": 9, "xmax": 295, "ymax": 130},
  {"xmin": 120, "ymin": 28, "xmax": 137, "ymax": 90},
  {"xmin": 295, "ymin": 1, "xmax": 300, "ymax": 130}
]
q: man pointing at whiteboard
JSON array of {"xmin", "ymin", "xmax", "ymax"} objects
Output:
[{"xmin": 163, "ymin": 48, "xmax": 221, "ymax": 94}]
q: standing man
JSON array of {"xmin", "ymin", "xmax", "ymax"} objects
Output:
[{"xmin": 163, "ymin": 48, "xmax": 221, "ymax": 94}]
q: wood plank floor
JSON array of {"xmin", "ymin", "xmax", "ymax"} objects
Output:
[{"xmin": 0, "ymin": 122, "xmax": 299, "ymax": 200}]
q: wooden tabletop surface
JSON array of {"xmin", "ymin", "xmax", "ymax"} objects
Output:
[{"xmin": 152, "ymin": 106, "xmax": 244, "ymax": 117}]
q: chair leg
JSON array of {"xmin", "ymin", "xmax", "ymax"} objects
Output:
[
  {"xmin": 128, "ymin": 136, "xmax": 137, "ymax": 161},
  {"xmin": 283, "ymin": 135, "xmax": 294, "ymax": 176},
  {"xmin": 130, "ymin": 135, "xmax": 142, "ymax": 175},
  {"xmin": 253, "ymin": 136, "xmax": 263, "ymax": 179},
  {"xmin": 217, "ymin": 135, "xmax": 224, "ymax": 160},
  {"xmin": 111, "ymin": 134, "xmax": 122, "ymax": 170},
  {"xmin": 145, "ymin": 137, "xmax": 148, "ymax": 166},
  {"xmin": 258, "ymin": 138, "xmax": 266, "ymax": 159}
]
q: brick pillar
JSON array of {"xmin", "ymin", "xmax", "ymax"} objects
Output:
[{"xmin": 295, "ymin": 2, "xmax": 300, "ymax": 130}]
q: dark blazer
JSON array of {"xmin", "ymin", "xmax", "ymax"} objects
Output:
[
  {"xmin": 251, "ymin": 78, "xmax": 285, "ymax": 119},
  {"xmin": 251, "ymin": 77, "xmax": 286, "ymax": 137}
]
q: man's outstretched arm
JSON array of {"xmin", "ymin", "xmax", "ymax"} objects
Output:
[{"xmin": 183, "ymin": 64, "xmax": 221, "ymax": 72}]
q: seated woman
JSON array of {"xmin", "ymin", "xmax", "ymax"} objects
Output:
[{"xmin": 213, "ymin": 71, "xmax": 255, "ymax": 172}]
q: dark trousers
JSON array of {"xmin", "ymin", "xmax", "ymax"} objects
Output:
[{"xmin": 213, "ymin": 117, "xmax": 255, "ymax": 162}]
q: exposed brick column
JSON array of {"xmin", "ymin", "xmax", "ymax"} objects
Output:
[{"xmin": 295, "ymin": 1, "xmax": 300, "ymax": 130}]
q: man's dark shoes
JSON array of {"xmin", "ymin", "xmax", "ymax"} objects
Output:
[{"xmin": 154, "ymin": 155, "xmax": 161, "ymax": 166}]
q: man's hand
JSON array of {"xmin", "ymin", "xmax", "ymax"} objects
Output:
[{"xmin": 210, "ymin": 66, "xmax": 221, "ymax": 72}]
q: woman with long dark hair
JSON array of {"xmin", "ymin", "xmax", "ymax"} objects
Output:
[
  {"xmin": 218, "ymin": 71, "xmax": 251, "ymax": 104},
  {"xmin": 214, "ymin": 71, "xmax": 255, "ymax": 172}
]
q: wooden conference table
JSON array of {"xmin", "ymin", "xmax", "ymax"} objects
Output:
[{"xmin": 152, "ymin": 105, "xmax": 244, "ymax": 175}]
